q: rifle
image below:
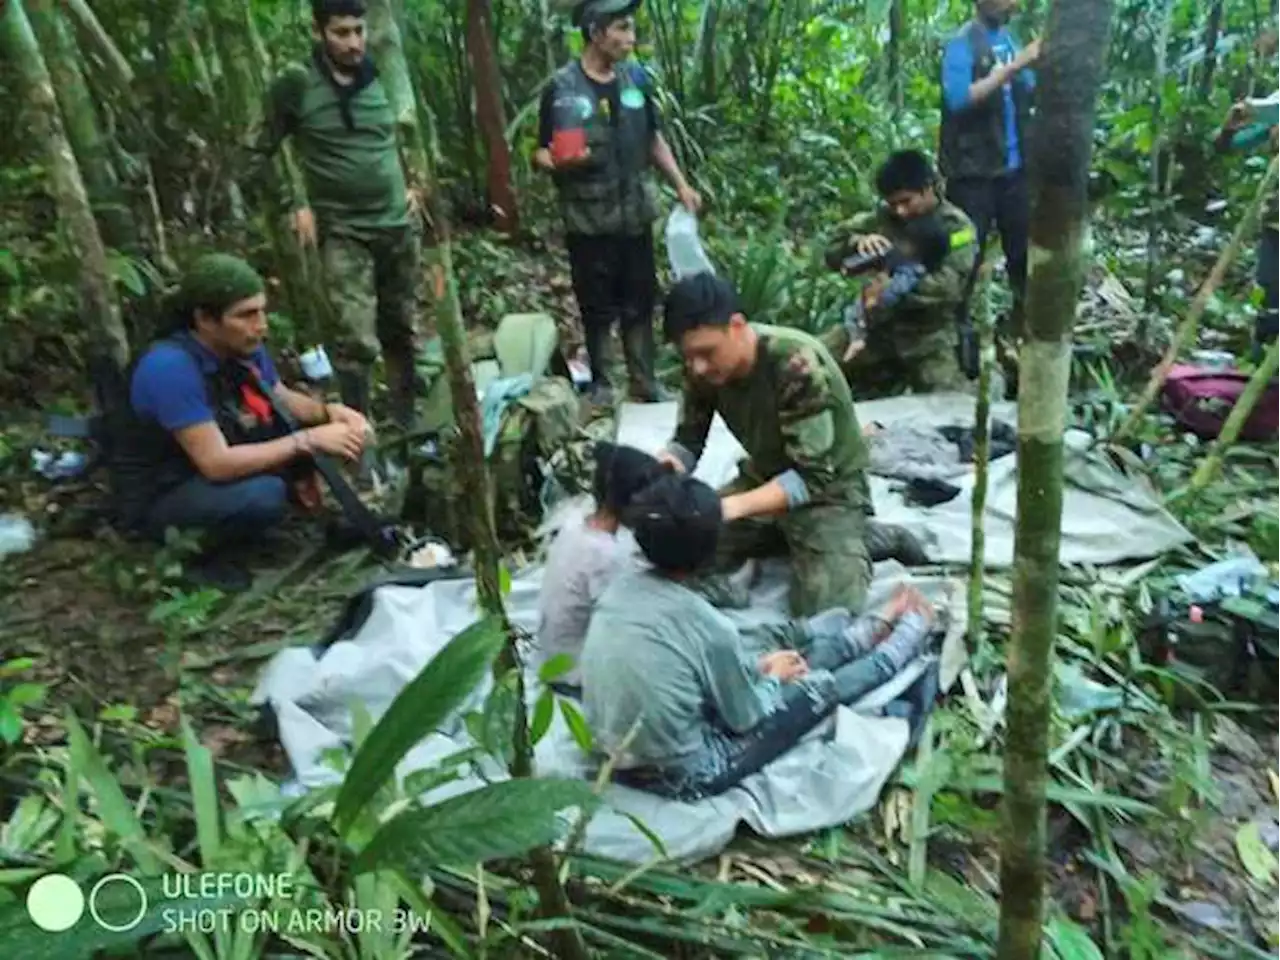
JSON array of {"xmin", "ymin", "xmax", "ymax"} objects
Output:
[{"xmin": 247, "ymin": 366, "xmax": 406, "ymax": 560}]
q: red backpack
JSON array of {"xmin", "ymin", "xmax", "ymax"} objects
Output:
[{"xmin": 1161, "ymin": 364, "xmax": 1279, "ymax": 441}]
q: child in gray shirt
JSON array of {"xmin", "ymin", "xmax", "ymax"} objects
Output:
[
  {"xmin": 535, "ymin": 443, "xmax": 668, "ymax": 692},
  {"xmin": 581, "ymin": 473, "xmax": 936, "ymax": 801}
]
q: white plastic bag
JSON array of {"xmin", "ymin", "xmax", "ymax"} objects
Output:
[
  {"xmin": 299, "ymin": 345, "xmax": 334, "ymax": 381},
  {"xmin": 665, "ymin": 206, "xmax": 716, "ymax": 280}
]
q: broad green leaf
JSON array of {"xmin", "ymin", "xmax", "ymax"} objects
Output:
[
  {"xmin": 499, "ymin": 563, "xmax": 512, "ymax": 597},
  {"xmin": 7, "ymin": 682, "xmax": 46, "ymax": 708},
  {"xmin": 1045, "ymin": 914, "xmax": 1105, "ymax": 960},
  {"xmin": 0, "ymin": 703, "xmax": 22, "ymax": 745},
  {"xmin": 64, "ymin": 710, "xmax": 162, "ymax": 873},
  {"xmin": 530, "ymin": 689, "xmax": 555, "ymax": 745},
  {"xmin": 98, "ymin": 704, "xmax": 138, "ymax": 723},
  {"xmin": 559, "ymin": 698, "xmax": 594, "ymax": 754},
  {"xmin": 181, "ymin": 718, "xmax": 221, "ymax": 863},
  {"xmin": 0, "ymin": 657, "xmax": 34, "ymax": 677},
  {"xmin": 354, "ymin": 778, "xmax": 597, "ymax": 874},
  {"xmin": 333, "ymin": 616, "xmax": 505, "ymax": 834},
  {"xmin": 538, "ymin": 653, "xmax": 575, "ymax": 683},
  {"xmin": 1235, "ymin": 821, "xmax": 1278, "ymax": 885}
]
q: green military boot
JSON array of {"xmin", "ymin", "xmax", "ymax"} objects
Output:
[{"xmin": 621, "ymin": 321, "xmax": 673, "ymax": 403}]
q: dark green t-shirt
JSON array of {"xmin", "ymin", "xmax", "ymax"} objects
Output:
[{"xmin": 244, "ymin": 55, "xmax": 410, "ymax": 235}]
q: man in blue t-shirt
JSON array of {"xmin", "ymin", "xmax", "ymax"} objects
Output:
[
  {"xmin": 116, "ymin": 254, "xmax": 370, "ymax": 588},
  {"xmin": 939, "ymin": 0, "xmax": 1039, "ymax": 340}
]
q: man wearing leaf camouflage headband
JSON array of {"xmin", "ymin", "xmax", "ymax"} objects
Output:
[
  {"xmin": 535, "ymin": 0, "xmax": 701, "ymax": 405},
  {"xmin": 113, "ymin": 254, "xmax": 370, "ymax": 590}
]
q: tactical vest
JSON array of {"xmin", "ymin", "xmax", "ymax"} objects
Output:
[
  {"xmin": 939, "ymin": 22, "xmax": 1033, "ymax": 182},
  {"xmin": 549, "ymin": 62, "xmax": 659, "ymax": 237},
  {"xmin": 108, "ymin": 336, "xmax": 286, "ymax": 530}
]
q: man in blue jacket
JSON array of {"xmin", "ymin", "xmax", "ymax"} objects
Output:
[{"xmin": 939, "ymin": 0, "xmax": 1040, "ymax": 338}]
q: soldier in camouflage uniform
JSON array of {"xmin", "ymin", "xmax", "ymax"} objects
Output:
[
  {"xmin": 1213, "ymin": 99, "xmax": 1280, "ymax": 358},
  {"xmin": 824, "ymin": 151, "xmax": 978, "ymax": 396},
  {"xmin": 533, "ymin": 0, "xmax": 701, "ymax": 405},
  {"xmin": 658, "ymin": 274, "xmax": 926, "ymax": 617},
  {"xmin": 243, "ymin": 0, "xmax": 423, "ymax": 428}
]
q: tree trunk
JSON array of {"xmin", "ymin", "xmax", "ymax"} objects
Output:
[
  {"xmin": 696, "ymin": 0, "xmax": 719, "ymax": 105},
  {"xmin": 64, "ymin": 0, "xmax": 134, "ymax": 92},
  {"xmin": 28, "ymin": 0, "xmax": 137, "ymax": 252},
  {"xmin": 888, "ymin": 0, "xmax": 905, "ymax": 117},
  {"xmin": 1141, "ymin": 0, "xmax": 1176, "ymax": 313},
  {"xmin": 1197, "ymin": 0, "xmax": 1225, "ymax": 100},
  {"xmin": 465, "ymin": 0, "xmax": 519, "ymax": 232},
  {"xmin": 968, "ymin": 256, "xmax": 996, "ymax": 646},
  {"xmin": 372, "ymin": 5, "xmax": 583, "ymax": 950},
  {"xmin": 996, "ymin": 1, "xmax": 1113, "ymax": 957},
  {"xmin": 367, "ymin": 0, "xmax": 433, "ymax": 198},
  {"xmin": 424, "ymin": 199, "xmax": 590, "ymax": 960},
  {"xmin": 2, "ymin": 0, "xmax": 129, "ymax": 370}
]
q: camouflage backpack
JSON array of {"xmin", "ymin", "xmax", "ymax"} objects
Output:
[{"xmin": 410, "ymin": 314, "xmax": 584, "ymax": 549}]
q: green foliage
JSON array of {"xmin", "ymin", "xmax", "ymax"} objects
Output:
[
  {"xmin": 332, "ymin": 614, "xmax": 506, "ymax": 834},
  {"xmin": 0, "ymin": 657, "xmax": 45, "ymax": 747},
  {"xmin": 355, "ymin": 778, "xmax": 597, "ymax": 874}
]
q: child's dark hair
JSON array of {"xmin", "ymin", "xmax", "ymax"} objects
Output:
[
  {"xmin": 312, "ymin": 0, "xmax": 366, "ymax": 26},
  {"xmin": 875, "ymin": 150, "xmax": 936, "ymax": 197},
  {"xmin": 592, "ymin": 443, "xmax": 668, "ymax": 514},
  {"xmin": 623, "ymin": 473, "xmax": 722, "ymax": 573},
  {"xmin": 900, "ymin": 213, "xmax": 951, "ymax": 273}
]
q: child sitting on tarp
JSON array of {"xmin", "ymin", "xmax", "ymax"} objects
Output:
[
  {"xmin": 535, "ymin": 443, "xmax": 668, "ymax": 697},
  {"xmin": 579, "ymin": 472, "xmax": 936, "ymax": 802}
]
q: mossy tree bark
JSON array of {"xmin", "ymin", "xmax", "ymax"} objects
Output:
[
  {"xmin": 369, "ymin": 3, "xmax": 586, "ymax": 952},
  {"xmin": 367, "ymin": 0, "xmax": 433, "ymax": 200},
  {"xmin": 2, "ymin": 0, "xmax": 129, "ymax": 370},
  {"xmin": 888, "ymin": 0, "xmax": 905, "ymax": 117},
  {"xmin": 996, "ymin": 1, "xmax": 1113, "ymax": 957},
  {"xmin": 28, "ymin": 0, "xmax": 137, "ymax": 253},
  {"xmin": 968, "ymin": 255, "xmax": 995, "ymax": 647}
]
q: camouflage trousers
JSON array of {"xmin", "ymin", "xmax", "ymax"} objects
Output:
[
  {"xmin": 320, "ymin": 225, "xmax": 422, "ymax": 380},
  {"xmin": 823, "ymin": 323, "xmax": 970, "ymax": 398},
  {"xmin": 714, "ymin": 477, "xmax": 872, "ymax": 617}
]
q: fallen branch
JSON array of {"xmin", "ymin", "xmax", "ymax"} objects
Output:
[{"xmin": 1114, "ymin": 155, "xmax": 1279, "ymax": 443}]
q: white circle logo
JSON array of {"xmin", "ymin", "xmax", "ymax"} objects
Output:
[
  {"xmin": 26, "ymin": 873, "xmax": 86, "ymax": 932},
  {"xmin": 88, "ymin": 874, "xmax": 148, "ymax": 932}
]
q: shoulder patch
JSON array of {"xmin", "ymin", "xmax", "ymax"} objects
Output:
[
  {"xmin": 950, "ymin": 227, "xmax": 976, "ymax": 250},
  {"xmin": 775, "ymin": 345, "xmax": 832, "ymax": 418}
]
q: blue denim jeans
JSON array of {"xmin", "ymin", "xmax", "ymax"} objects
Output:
[
  {"xmin": 145, "ymin": 474, "xmax": 288, "ymax": 544},
  {"xmin": 615, "ymin": 622, "xmax": 912, "ymax": 802}
]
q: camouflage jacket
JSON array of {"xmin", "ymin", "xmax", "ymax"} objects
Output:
[
  {"xmin": 668, "ymin": 324, "xmax": 870, "ymax": 510},
  {"xmin": 828, "ymin": 200, "xmax": 978, "ymax": 340}
]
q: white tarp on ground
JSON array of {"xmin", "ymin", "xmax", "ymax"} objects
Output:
[
  {"xmin": 616, "ymin": 393, "xmax": 1194, "ymax": 568},
  {"xmin": 255, "ymin": 560, "xmax": 964, "ymax": 865},
  {"xmin": 256, "ymin": 392, "xmax": 1188, "ymax": 865}
]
